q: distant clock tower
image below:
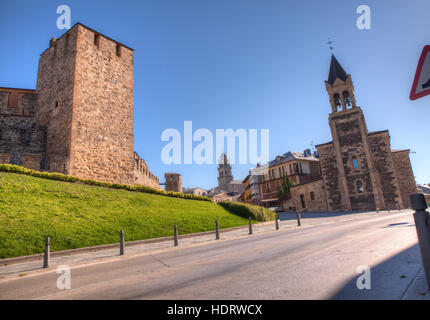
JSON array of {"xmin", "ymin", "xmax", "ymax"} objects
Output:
[{"xmin": 217, "ymin": 153, "xmax": 233, "ymax": 191}]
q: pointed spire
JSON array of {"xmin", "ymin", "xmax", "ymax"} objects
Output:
[
  {"xmin": 218, "ymin": 153, "xmax": 229, "ymax": 165},
  {"xmin": 327, "ymin": 54, "xmax": 349, "ymax": 85}
]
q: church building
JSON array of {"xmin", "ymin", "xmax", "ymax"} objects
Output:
[{"xmin": 316, "ymin": 55, "xmax": 416, "ymax": 211}]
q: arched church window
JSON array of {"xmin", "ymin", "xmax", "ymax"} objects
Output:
[
  {"xmin": 333, "ymin": 93, "xmax": 342, "ymax": 111},
  {"xmin": 343, "ymin": 91, "xmax": 352, "ymax": 108},
  {"xmin": 352, "ymin": 156, "xmax": 359, "ymax": 169},
  {"xmin": 356, "ymin": 180, "xmax": 364, "ymax": 193}
]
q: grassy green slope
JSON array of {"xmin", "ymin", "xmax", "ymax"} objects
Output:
[{"xmin": 0, "ymin": 172, "xmax": 250, "ymax": 258}]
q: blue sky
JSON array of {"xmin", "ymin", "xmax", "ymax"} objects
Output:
[{"xmin": 1, "ymin": 0, "xmax": 429, "ymax": 189}]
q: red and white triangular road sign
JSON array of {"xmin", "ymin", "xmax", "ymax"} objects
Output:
[{"xmin": 410, "ymin": 45, "xmax": 430, "ymax": 100}]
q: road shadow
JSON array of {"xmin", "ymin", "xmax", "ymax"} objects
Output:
[{"xmin": 330, "ymin": 244, "xmax": 425, "ymax": 300}]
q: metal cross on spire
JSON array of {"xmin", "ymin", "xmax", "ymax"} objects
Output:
[{"xmin": 327, "ymin": 37, "xmax": 334, "ymax": 52}]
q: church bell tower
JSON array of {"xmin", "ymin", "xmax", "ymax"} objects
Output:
[
  {"xmin": 217, "ymin": 153, "xmax": 233, "ymax": 191},
  {"xmin": 323, "ymin": 55, "xmax": 387, "ymax": 211}
]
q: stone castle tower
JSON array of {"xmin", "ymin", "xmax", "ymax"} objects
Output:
[
  {"xmin": 0, "ymin": 23, "xmax": 160, "ymax": 188},
  {"xmin": 36, "ymin": 23, "xmax": 135, "ymax": 184},
  {"xmin": 165, "ymin": 173, "xmax": 182, "ymax": 193},
  {"xmin": 316, "ymin": 55, "xmax": 416, "ymax": 211},
  {"xmin": 217, "ymin": 153, "xmax": 233, "ymax": 191}
]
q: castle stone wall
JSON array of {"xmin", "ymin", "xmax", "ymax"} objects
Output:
[
  {"xmin": 36, "ymin": 26, "xmax": 78, "ymax": 174},
  {"xmin": 0, "ymin": 114, "xmax": 46, "ymax": 169},
  {"xmin": 165, "ymin": 173, "xmax": 182, "ymax": 193},
  {"xmin": 70, "ymin": 25, "xmax": 135, "ymax": 184},
  {"xmin": 134, "ymin": 152, "xmax": 160, "ymax": 189},
  {"xmin": 0, "ymin": 89, "xmax": 37, "ymax": 116}
]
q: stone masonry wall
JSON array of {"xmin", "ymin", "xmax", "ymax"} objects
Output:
[
  {"xmin": 134, "ymin": 152, "xmax": 160, "ymax": 189},
  {"xmin": 0, "ymin": 89, "xmax": 46, "ymax": 170},
  {"xmin": 392, "ymin": 150, "xmax": 417, "ymax": 208},
  {"xmin": 316, "ymin": 143, "xmax": 343, "ymax": 211},
  {"xmin": 0, "ymin": 115, "xmax": 46, "ymax": 167},
  {"xmin": 0, "ymin": 89, "xmax": 37, "ymax": 116},
  {"xmin": 70, "ymin": 25, "xmax": 135, "ymax": 184},
  {"xmin": 331, "ymin": 110, "xmax": 376, "ymax": 211},
  {"xmin": 368, "ymin": 132, "xmax": 403, "ymax": 210},
  {"xmin": 36, "ymin": 26, "xmax": 78, "ymax": 173},
  {"xmin": 165, "ymin": 173, "xmax": 182, "ymax": 193},
  {"xmin": 282, "ymin": 179, "xmax": 328, "ymax": 212}
]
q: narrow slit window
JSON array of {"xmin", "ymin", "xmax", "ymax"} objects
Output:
[
  {"xmin": 94, "ymin": 34, "xmax": 100, "ymax": 47},
  {"xmin": 116, "ymin": 44, "xmax": 121, "ymax": 57}
]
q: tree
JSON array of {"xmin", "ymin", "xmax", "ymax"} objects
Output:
[{"xmin": 278, "ymin": 174, "xmax": 293, "ymax": 200}]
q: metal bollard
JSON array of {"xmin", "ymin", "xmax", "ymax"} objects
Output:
[
  {"xmin": 411, "ymin": 194, "xmax": 430, "ymax": 290},
  {"xmin": 43, "ymin": 236, "xmax": 50, "ymax": 268},
  {"xmin": 215, "ymin": 220, "xmax": 220, "ymax": 240},
  {"xmin": 249, "ymin": 217, "xmax": 253, "ymax": 235},
  {"xmin": 275, "ymin": 213, "xmax": 279, "ymax": 230},
  {"xmin": 296, "ymin": 211, "xmax": 302, "ymax": 227},
  {"xmin": 174, "ymin": 224, "xmax": 179, "ymax": 246},
  {"xmin": 120, "ymin": 230, "xmax": 125, "ymax": 256}
]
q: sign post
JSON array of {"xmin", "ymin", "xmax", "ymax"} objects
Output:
[{"xmin": 410, "ymin": 45, "xmax": 430, "ymax": 100}]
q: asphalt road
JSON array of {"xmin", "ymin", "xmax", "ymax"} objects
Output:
[{"xmin": 0, "ymin": 211, "xmax": 421, "ymax": 300}]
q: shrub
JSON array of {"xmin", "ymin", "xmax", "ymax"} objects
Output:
[
  {"xmin": 218, "ymin": 201, "xmax": 276, "ymax": 222},
  {"xmin": 0, "ymin": 164, "xmax": 212, "ymax": 202}
]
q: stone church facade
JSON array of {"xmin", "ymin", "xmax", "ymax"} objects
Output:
[
  {"xmin": 316, "ymin": 55, "xmax": 416, "ymax": 211},
  {"xmin": 0, "ymin": 23, "xmax": 160, "ymax": 189}
]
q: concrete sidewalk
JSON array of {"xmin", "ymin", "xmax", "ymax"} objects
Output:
[{"xmin": 402, "ymin": 268, "xmax": 430, "ymax": 300}]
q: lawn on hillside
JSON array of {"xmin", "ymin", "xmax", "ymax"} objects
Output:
[{"xmin": 0, "ymin": 172, "xmax": 250, "ymax": 258}]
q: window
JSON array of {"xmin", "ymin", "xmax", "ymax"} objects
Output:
[
  {"xmin": 352, "ymin": 157, "xmax": 359, "ymax": 169},
  {"xmin": 310, "ymin": 192, "xmax": 315, "ymax": 201},
  {"xmin": 55, "ymin": 101, "xmax": 59, "ymax": 108},
  {"xmin": 94, "ymin": 34, "xmax": 100, "ymax": 47},
  {"xmin": 357, "ymin": 180, "xmax": 364, "ymax": 193},
  {"xmin": 343, "ymin": 91, "xmax": 352, "ymax": 108},
  {"xmin": 333, "ymin": 93, "xmax": 342, "ymax": 111},
  {"xmin": 116, "ymin": 44, "xmax": 121, "ymax": 57}
]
